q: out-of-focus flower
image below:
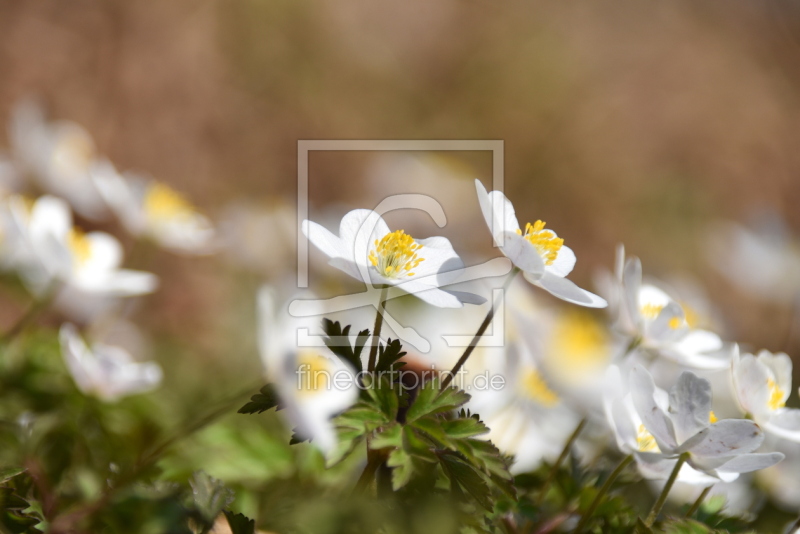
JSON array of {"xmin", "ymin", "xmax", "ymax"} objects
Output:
[
  {"xmin": 59, "ymin": 323, "xmax": 162, "ymax": 402},
  {"xmin": 474, "ymin": 180, "xmax": 606, "ymax": 308},
  {"xmin": 93, "ymin": 163, "xmax": 216, "ymax": 254},
  {"xmin": 614, "ymin": 254, "xmax": 732, "ymax": 370},
  {"xmin": 467, "ymin": 334, "xmax": 580, "ymax": 474},
  {"xmin": 707, "ymin": 217, "xmax": 800, "ymax": 303},
  {"xmin": 6, "ymin": 195, "xmax": 157, "ymax": 298},
  {"xmin": 732, "ymin": 348, "xmax": 800, "ymax": 442},
  {"xmin": 217, "ymin": 200, "xmax": 295, "ymax": 274},
  {"xmin": 758, "ymin": 437, "xmax": 800, "ymax": 512},
  {"xmin": 629, "ymin": 366, "xmax": 783, "ymax": 481},
  {"xmin": 257, "ymin": 286, "xmax": 358, "ymax": 454},
  {"xmin": 8, "ymin": 100, "xmax": 107, "ymax": 220},
  {"xmin": 302, "ymin": 208, "xmax": 473, "ymax": 308}
]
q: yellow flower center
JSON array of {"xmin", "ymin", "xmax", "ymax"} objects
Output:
[
  {"xmin": 637, "ymin": 424, "xmax": 660, "ymax": 452},
  {"xmin": 520, "ymin": 369, "xmax": 559, "ymax": 407},
  {"xmin": 67, "ymin": 228, "xmax": 92, "ymax": 266},
  {"xmin": 547, "ymin": 312, "xmax": 609, "ymax": 379},
  {"xmin": 143, "ymin": 183, "xmax": 195, "ymax": 223},
  {"xmin": 640, "ymin": 303, "xmax": 664, "ymax": 320},
  {"xmin": 709, "ymin": 411, "xmax": 718, "ymax": 423},
  {"xmin": 515, "ymin": 220, "xmax": 563, "ymax": 265},
  {"xmin": 668, "ymin": 317, "xmax": 683, "ymax": 330},
  {"xmin": 767, "ymin": 378, "xmax": 786, "ymax": 411},
  {"xmin": 296, "ymin": 352, "xmax": 331, "ymax": 396},
  {"xmin": 368, "ymin": 230, "xmax": 424, "ymax": 278}
]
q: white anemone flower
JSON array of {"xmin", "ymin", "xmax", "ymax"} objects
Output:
[
  {"xmin": 474, "ymin": 180, "xmax": 606, "ymax": 308},
  {"xmin": 7, "ymin": 195, "xmax": 157, "ymax": 298},
  {"xmin": 258, "ymin": 286, "xmax": 359, "ymax": 454},
  {"xmin": 92, "ymin": 162, "xmax": 216, "ymax": 254},
  {"xmin": 8, "ymin": 100, "xmax": 107, "ymax": 220},
  {"xmin": 59, "ymin": 323, "xmax": 162, "ymax": 402},
  {"xmin": 617, "ymin": 255, "xmax": 731, "ymax": 370},
  {"xmin": 302, "ymin": 209, "xmax": 471, "ymax": 308},
  {"xmin": 629, "ymin": 365, "xmax": 783, "ymax": 481},
  {"xmin": 732, "ymin": 348, "xmax": 800, "ymax": 442}
]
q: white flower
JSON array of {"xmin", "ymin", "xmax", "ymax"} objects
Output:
[
  {"xmin": 302, "ymin": 209, "xmax": 470, "ymax": 308},
  {"xmin": 8, "ymin": 99, "xmax": 107, "ymax": 220},
  {"xmin": 628, "ymin": 365, "xmax": 783, "ymax": 481},
  {"xmin": 257, "ymin": 286, "xmax": 358, "ymax": 454},
  {"xmin": 59, "ymin": 323, "xmax": 162, "ymax": 402},
  {"xmin": 732, "ymin": 348, "xmax": 800, "ymax": 442},
  {"xmin": 616, "ymin": 254, "xmax": 731, "ymax": 370},
  {"xmin": 6, "ymin": 195, "xmax": 157, "ymax": 298},
  {"xmin": 92, "ymin": 162, "xmax": 216, "ymax": 254},
  {"xmin": 474, "ymin": 180, "xmax": 606, "ymax": 308}
]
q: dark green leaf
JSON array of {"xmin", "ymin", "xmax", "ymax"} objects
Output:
[
  {"xmin": 439, "ymin": 455, "xmax": 493, "ymax": 512},
  {"xmin": 189, "ymin": 471, "xmax": 234, "ymax": 524},
  {"xmin": 374, "ymin": 338, "xmax": 407, "ymax": 373},
  {"xmin": 405, "ymin": 380, "xmax": 470, "ymax": 422},
  {"xmin": 237, "ymin": 384, "xmax": 281, "ymax": 415},
  {"xmin": 224, "ymin": 511, "xmax": 256, "ymax": 534},
  {"xmin": 440, "ymin": 417, "xmax": 489, "ymax": 439},
  {"xmin": 322, "ymin": 319, "xmax": 364, "ymax": 372}
]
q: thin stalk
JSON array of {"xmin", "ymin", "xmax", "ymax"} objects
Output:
[
  {"xmin": 573, "ymin": 454, "xmax": 633, "ymax": 533},
  {"xmin": 2, "ymin": 282, "xmax": 60, "ymax": 342},
  {"xmin": 366, "ymin": 286, "xmax": 389, "ymax": 372},
  {"xmin": 685, "ymin": 485, "xmax": 713, "ymax": 518},
  {"xmin": 352, "ymin": 448, "xmax": 385, "ymax": 496},
  {"xmin": 441, "ymin": 268, "xmax": 519, "ymax": 389},
  {"xmin": 645, "ymin": 452, "xmax": 689, "ymax": 527},
  {"xmin": 538, "ymin": 417, "xmax": 587, "ymax": 505}
]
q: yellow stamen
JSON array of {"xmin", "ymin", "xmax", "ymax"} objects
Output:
[
  {"xmin": 547, "ymin": 312, "xmax": 609, "ymax": 376},
  {"xmin": 637, "ymin": 424, "xmax": 660, "ymax": 452},
  {"xmin": 709, "ymin": 411, "xmax": 718, "ymax": 423},
  {"xmin": 767, "ymin": 378, "xmax": 786, "ymax": 411},
  {"xmin": 516, "ymin": 220, "xmax": 563, "ymax": 265},
  {"xmin": 640, "ymin": 303, "xmax": 664, "ymax": 320},
  {"xmin": 520, "ymin": 369, "xmax": 559, "ymax": 407},
  {"xmin": 296, "ymin": 352, "xmax": 331, "ymax": 396},
  {"xmin": 368, "ymin": 230, "xmax": 424, "ymax": 279},
  {"xmin": 668, "ymin": 316, "xmax": 683, "ymax": 330},
  {"xmin": 67, "ymin": 228, "xmax": 92, "ymax": 266},
  {"xmin": 143, "ymin": 183, "xmax": 195, "ymax": 222}
]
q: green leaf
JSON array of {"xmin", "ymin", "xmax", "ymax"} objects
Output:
[
  {"xmin": 365, "ymin": 376, "xmax": 399, "ymax": 420},
  {"xmin": 237, "ymin": 384, "xmax": 280, "ymax": 414},
  {"xmin": 0, "ymin": 488, "xmax": 40, "ymax": 533},
  {"xmin": 370, "ymin": 423, "xmax": 402, "ymax": 450},
  {"xmin": 374, "ymin": 338, "xmax": 407, "ymax": 373},
  {"xmin": 439, "ymin": 455, "xmax": 493, "ymax": 512},
  {"xmin": 0, "ymin": 467, "xmax": 25, "ymax": 484},
  {"xmin": 322, "ymin": 319, "xmax": 366, "ymax": 372},
  {"xmin": 405, "ymin": 380, "xmax": 470, "ymax": 422},
  {"xmin": 189, "ymin": 471, "xmax": 235, "ymax": 524},
  {"xmin": 387, "ymin": 448, "xmax": 413, "ymax": 490},
  {"xmin": 224, "ymin": 511, "xmax": 256, "ymax": 534},
  {"xmin": 440, "ymin": 417, "xmax": 489, "ymax": 439},
  {"xmin": 402, "ymin": 426, "xmax": 436, "ymax": 463}
]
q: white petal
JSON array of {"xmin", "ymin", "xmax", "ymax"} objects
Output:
[
  {"xmin": 501, "ymin": 232, "xmax": 545, "ymax": 276},
  {"xmin": 668, "ymin": 371, "xmax": 713, "ymax": 444},
  {"xmin": 413, "ymin": 236, "xmax": 464, "ymax": 284},
  {"xmin": 715, "ymin": 452, "xmax": 784, "ymax": 474},
  {"xmin": 545, "ymin": 244, "xmax": 576, "ymax": 278},
  {"xmin": 302, "ymin": 220, "xmax": 347, "ymax": 260},
  {"xmin": 732, "ymin": 352, "xmax": 771, "ymax": 418},
  {"xmin": 760, "ymin": 350, "xmax": 793, "ymax": 403},
  {"xmin": 474, "ymin": 180, "xmax": 519, "ymax": 241},
  {"xmin": 532, "ymin": 271, "xmax": 608, "ymax": 308},
  {"xmin": 83, "ymin": 232, "xmax": 123, "ymax": 272},
  {"xmin": 684, "ymin": 419, "xmax": 764, "ymax": 457},
  {"xmin": 338, "ymin": 209, "xmax": 390, "ymax": 265},
  {"xmin": 629, "ymin": 366, "xmax": 678, "ymax": 451},
  {"xmin": 764, "ymin": 409, "xmax": 800, "ymax": 442},
  {"xmin": 393, "ymin": 279, "xmax": 464, "ymax": 308}
]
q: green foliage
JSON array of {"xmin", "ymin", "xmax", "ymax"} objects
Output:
[
  {"xmin": 237, "ymin": 384, "xmax": 280, "ymax": 415},
  {"xmin": 224, "ymin": 511, "xmax": 255, "ymax": 534},
  {"xmin": 322, "ymin": 319, "xmax": 369, "ymax": 373}
]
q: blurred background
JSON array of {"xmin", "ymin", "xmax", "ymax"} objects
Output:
[{"xmin": 2, "ymin": 0, "xmax": 800, "ymax": 515}]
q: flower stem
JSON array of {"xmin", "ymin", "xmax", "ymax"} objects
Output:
[
  {"xmin": 645, "ymin": 452, "xmax": 689, "ymax": 527},
  {"xmin": 573, "ymin": 454, "xmax": 633, "ymax": 533},
  {"xmin": 685, "ymin": 485, "xmax": 713, "ymax": 517},
  {"xmin": 538, "ymin": 417, "xmax": 587, "ymax": 505},
  {"xmin": 352, "ymin": 448, "xmax": 385, "ymax": 496},
  {"xmin": 441, "ymin": 268, "xmax": 519, "ymax": 389},
  {"xmin": 2, "ymin": 282, "xmax": 60, "ymax": 342},
  {"xmin": 366, "ymin": 286, "xmax": 389, "ymax": 372}
]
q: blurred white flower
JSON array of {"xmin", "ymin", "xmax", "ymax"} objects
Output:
[
  {"xmin": 707, "ymin": 217, "xmax": 800, "ymax": 303},
  {"xmin": 6, "ymin": 195, "xmax": 157, "ymax": 298},
  {"xmin": 629, "ymin": 365, "xmax": 783, "ymax": 481},
  {"xmin": 92, "ymin": 162, "xmax": 216, "ymax": 254},
  {"xmin": 257, "ymin": 286, "xmax": 359, "ymax": 454},
  {"xmin": 302, "ymin": 208, "xmax": 471, "ymax": 308},
  {"xmin": 732, "ymin": 348, "xmax": 800, "ymax": 442},
  {"xmin": 217, "ymin": 200, "xmax": 295, "ymax": 274},
  {"xmin": 615, "ymin": 254, "xmax": 732, "ymax": 370},
  {"xmin": 758, "ymin": 437, "xmax": 800, "ymax": 512},
  {"xmin": 59, "ymin": 323, "xmax": 162, "ymax": 402},
  {"xmin": 474, "ymin": 180, "xmax": 606, "ymax": 308},
  {"xmin": 8, "ymin": 99, "xmax": 107, "ymax": 220}
]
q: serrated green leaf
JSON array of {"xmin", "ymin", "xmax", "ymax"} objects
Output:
[
  {"xmin": 370, "ymin": 423, "xmax": 402, "ymax": 449},
  {"xmin": 374, "ymin": 338, "xmax": 407, "ymax": 373},
  {"xmin": 410, "ymin": 416, "xmax": 448, "ymax": 444},
  {"xmin": 237, "ymin": 384, "xmax": 280, "ymax": 414},
  {"xmin": 405, "ymin": 380, "xmax": 470, "ymax": 422},
  {"xmin": 440, "ymin": 417, "xmax": 489, "ymax": 439},
  {"xmin": 387, "ymin": 448, "xmax": 413, "ymax": 490},
  {"xmin": 366, "ymin": 377, "xmax": 399, "ymax": 420},
  {"xmin": 224, "ymin": 510, "xmax": 256, "ymax": 534},
  {"xmin": 0, "ymin": 467, "xmax": 25, "ymax": 484},
  {"xmin": 322, "ymin": 319, "xmax": 364, "ymax": 372},
  {"xmin": 439, "ymin": 455, "xmax": 493, "ymax": 512},
  {"xmin": 336, "ymin": 404, "xmax": 388, "ymax": 429},
  {"xmin": 403, "ymin": 426, "xmax": 436, "ymax": 463},
  {"xmin": 189, "ymin": 471, "xmax": 234, "ymax": 524}
]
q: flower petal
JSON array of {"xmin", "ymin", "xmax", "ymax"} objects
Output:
[
  {"xmin": 715, "ymin": 452, "xmax": 785, "ymax": 474},
  {"xmin": 630, "ymin": 365, "xmax": 678, "ymax": 451},
  {"xmin": 764, "ymin": 409, "xmax": 800, "ymax": 442},
  {"xmin": 302, "ymin": 220, "xmax": 347, "ymax": 260},
  {"xmin": 501, "ymin": 232, "xmax": 545, "ymax": 276},
  {"xmin": 474, "ymin": 180, "xmax": 519, "ymax": 241},
  {"xmin": 532, "ymin": 271, "xmax": 608, "ymax": 308},
  {"xmin": 683, "ymin": 419, "xmax": 764, "ymax": 457},
  {"xmin": 545, "ymin": 244, "xmax": 576, "ymax": 278},
  {"xmin": 668, "ymin": 371, "xmax": 713, "ymax": 444},
  {"xmin": 732, "ymin": 351, "xmax": 771, "ymax": 419}
]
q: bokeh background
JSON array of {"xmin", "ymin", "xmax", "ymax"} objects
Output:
[{"xmin": 2, "ymin": 1, "xmax": 800, "ymax": 518}]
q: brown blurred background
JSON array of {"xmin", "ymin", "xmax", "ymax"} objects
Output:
[{"xmin": 2, "ymin": 0, "xmax": 800, "ymax": 383}]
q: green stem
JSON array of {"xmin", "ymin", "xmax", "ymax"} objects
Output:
[
  {"xmin": 685, "ymin": 485, "xmax": 713, "ymax": 517},
  {"xmin": 366, "ymin": 286, "xmax": 389, "ymax": 372},
  {"xmin": 645, "ymin": 452, "xmax": 689, "ymax": 527},
  {"xmin": 352, "ymin": 448, "xmax": 385, "ymax": 496},
  {"xmin": 573, "ymin": 454, "xmax": 633, "ymax": 533},
  {"xmin": 538, "ymin": 418, "xmax": 587, "ymax": 505},
  {"xmin": 2, "ymin": 282, "xmax": 60, "ymax": 342},
  {"xmin": 441, "ymin": 268, "xmax": 519, "ymax": 389}
]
